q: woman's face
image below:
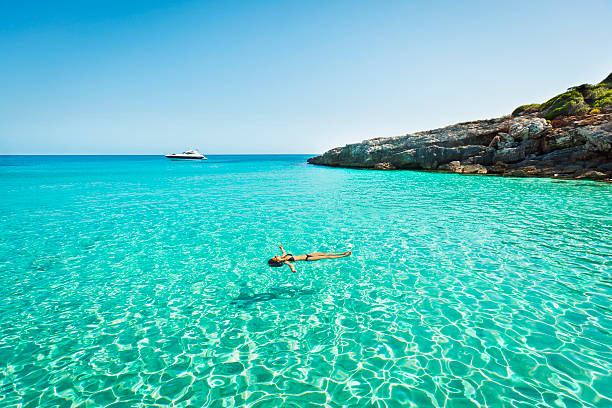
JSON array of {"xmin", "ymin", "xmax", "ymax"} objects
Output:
[{"xmin": 272, "ymin": 255, "xmax": 282, "ymax": 262}]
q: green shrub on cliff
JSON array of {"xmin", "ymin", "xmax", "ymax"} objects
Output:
[
  {"xmin": 512, "ymin": 103, "xmax": 540, "ymax": 116},
  {"xmin": 512, "ymin": 73, "xmax": 611, "ymax": 119},
  {"xmin": 539, "ymin": 90, "xmax": 589, "ymax": 120},
  {"xmin": 592, "ymin": 88, "xmax": 612, "ymax": 110},
  {"xmin": 581, "ymin": 83, "xmax": 608, "ymax": 101}
]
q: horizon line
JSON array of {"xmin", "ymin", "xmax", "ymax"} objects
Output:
[{"xmin": 0, "ymin": 153, "xmax": 318, "ymax": 156}]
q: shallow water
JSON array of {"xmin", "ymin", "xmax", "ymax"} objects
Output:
[{"xmin": 0, "ymin": 155, "xmax": 611, "ymax": 407}]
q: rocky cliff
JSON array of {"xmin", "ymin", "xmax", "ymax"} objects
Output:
[{"xmin": 308, "ymin": 75, "xmax": 612, "ymax": 181}]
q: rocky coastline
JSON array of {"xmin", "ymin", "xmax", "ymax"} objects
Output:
[{"xmin": 308, "ymin": 75, "xmax": 612, "ymax": 182}]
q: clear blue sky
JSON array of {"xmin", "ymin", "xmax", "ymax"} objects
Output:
[{"xmin": 1, "ymin": 0, "xmax": 610, "ymax": 154}]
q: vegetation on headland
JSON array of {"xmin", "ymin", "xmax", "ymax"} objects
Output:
[
  {"xmin": 511, "ymin": 103, "xmax": 540, "ymax": 116},
  {"xmin": 512, "ymin": 73, "xmax": 612, "ymax": 119}
]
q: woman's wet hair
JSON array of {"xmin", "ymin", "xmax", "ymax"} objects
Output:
[{"xmin": 267, "ymin": 259, "xmax": 283, "ymax": 267}]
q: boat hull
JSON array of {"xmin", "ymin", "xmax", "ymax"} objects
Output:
[{"xmin": 165, "ymin": 155, "xmax": 207, "ymax": 160}]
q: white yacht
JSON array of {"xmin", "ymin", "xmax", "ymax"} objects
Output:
[{"xmin": 165, "ymin": 148, "xmax": 207, "ymax": 160}]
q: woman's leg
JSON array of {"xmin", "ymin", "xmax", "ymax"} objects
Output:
[
  {"xmin": 307, "ymin": 253, "xmax": 351, "ymax": 261},
  {"xmin": 308, "ymin": 251, "xmax": 350, "ymax": 256}
]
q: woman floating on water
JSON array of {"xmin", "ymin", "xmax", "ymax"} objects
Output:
[{"xmin": 268, "ymin": 245, "xmax": 351, "ymax": 273}]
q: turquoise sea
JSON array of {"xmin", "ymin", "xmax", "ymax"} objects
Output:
[{"xmin": 0, "ymin": 155, "xmax": 611, "ymax": 408}]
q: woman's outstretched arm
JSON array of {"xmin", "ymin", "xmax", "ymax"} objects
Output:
[
  {"xmin": 279, "ymin": 244, "xmax": 287, "ymax": 256},
  {"xmin": 283, "ymin": 261, "xmax": 297, "ymax": 273}
]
